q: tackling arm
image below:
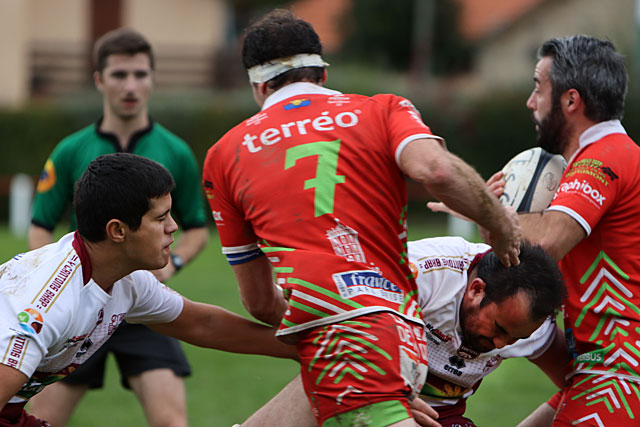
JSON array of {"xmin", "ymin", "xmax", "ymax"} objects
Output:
[
  {"xmin": 400, "ymin": 139, "xmax": 521, "ymax": 266},
  {"xmin": 149, "ymin": 297, "xmax": 296, "ymax": 359},
  {"xmin": 0, "ymin": 364, "xmax": 28, "ymax": 410}
]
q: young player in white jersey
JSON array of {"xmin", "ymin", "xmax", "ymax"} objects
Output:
[
  {"xmin": 0, "ymin": 153, "xmax": 295, "ymax": 426},
  {"xmin": 233, "ymin": 238, "xmax": 567, "ymax": 427}
]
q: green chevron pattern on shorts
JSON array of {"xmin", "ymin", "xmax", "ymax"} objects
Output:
[
  {"xmin": 287, "ymin": 277, "xmax": 364, "ymax": 309},
  {"xmin": 273, "ymin": 267, "xmax": 294, "ymax": 273},
  {"xmin": 312, "ymin": 321, "xmax": 371, "ymax": 345},
  {"xmin": 571, "ymin": 375, "xmax": 639, "ymax": 419},
  {"xmin": 308, "ymin": 324, "xmax": 391, "ymax": 386}
]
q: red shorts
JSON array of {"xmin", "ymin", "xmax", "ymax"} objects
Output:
[
  {"xmin": 553, "ymin": 374, "xmax": 640, "ymax": 426},
  {"xmin": 0, "ymin": 403, "xmax": 50, "ymax": 427},
  {"xmin": 296, "ymin": 312, "xmax": 428, "ymax": 426}
]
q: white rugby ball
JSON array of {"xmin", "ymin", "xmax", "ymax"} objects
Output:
[{"xmin": 499, "ymin": 147, "xmax": 567, "ymax": 212}]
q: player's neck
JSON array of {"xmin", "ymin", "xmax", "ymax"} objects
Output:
[
  {"xmin": 84, "ymin": 239, "xmax": 134, "ymax": 293},
  {"xmin": 100, "ymin": 111, "xmax": 149, "ymax": 151}
]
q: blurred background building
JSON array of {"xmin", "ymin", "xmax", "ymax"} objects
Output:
[{"xmin": 1, "ymin": 0, "xmax": 637, "ymax": 108}]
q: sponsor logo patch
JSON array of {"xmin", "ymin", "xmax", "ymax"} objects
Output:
[
  {"xmin": 557, "ymin": 179, "xmax": 606, "ymax": 206},
  {"xmin": 283, "ymin": 98, "xmax": 310, "ymax": 110},
  {"xmin": 17, "ymin": 308, "xmax": 43, "ymax": 334},
  {"xmin": 333, "ymin": 270, "xmax": 404, "ymax": 303}
]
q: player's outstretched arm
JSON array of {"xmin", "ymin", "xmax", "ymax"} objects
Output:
[
  {"xmin": 149, "ymin": 298, "xmax": 296, "ymax": 359},
  {"xmin": 0, "ymin": 364, "xmax": 28, "ymax": 409},
  {"xmin": 400, "ymin": 139, "xmax": 521, "ymax": 266}
]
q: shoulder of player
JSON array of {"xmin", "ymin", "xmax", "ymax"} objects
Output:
[
  {"xmin": 52, "ymin": 123, "xmax": 99, "ymax": 153},
  {"xmin": 568, "ymin": 134, "xmax": 640, "ymax": 182},
  {"xmin": 408, "ymin": 236, "xmax": 486, "ymax": 263},
  {"xmin": 148, "ymin": 123, "xmax": 193, "ymax": 152}
]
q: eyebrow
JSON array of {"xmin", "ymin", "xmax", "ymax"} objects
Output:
[{"xmin": 157, "ymin": 208, "xmax": 171, "ymax": 218}]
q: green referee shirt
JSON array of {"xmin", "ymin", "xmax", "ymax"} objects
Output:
[{"xmin": 32, "ymin": 118, "xmax": 207, "ymax": 231}]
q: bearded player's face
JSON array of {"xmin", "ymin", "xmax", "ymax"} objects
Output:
[{"xmin": 526, "ymin": 56, "xmax": 570, "ymax": 156}]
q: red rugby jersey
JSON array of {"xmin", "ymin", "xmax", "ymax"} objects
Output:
[
  {"xmin": 203, "ymin": 83, "xmax": 441, "ymax": 336},
  {"xmin": 548, "ymin": 120, "xmax": 640, "ymax": 380}
]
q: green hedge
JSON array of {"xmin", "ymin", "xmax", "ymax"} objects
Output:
[{"xmin": 1, "ymin": 90, "xmax": 638, "ymax": 179}]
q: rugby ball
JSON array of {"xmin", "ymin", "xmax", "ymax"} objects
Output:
[{"xmin": 499, "ymin": 147, "xmax": 567, "ymax": 212}]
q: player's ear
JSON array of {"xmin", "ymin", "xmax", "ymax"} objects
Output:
[
  {"xmin": 105, "ymin": 219, "xmax": 127, "ymax": 243},
  {"xmin": 467, "ymin": 277, "xmax": 487, "ymax": 304},
  {"xmin": 563, "ymin": 88, "xmax": 581, "ymax": 113},
  {"xmin": 93, "ymin": 71, "xmax": 104, "ymax": 92},
  {"xmin": 321, "ymin": 69, "xmax": 328, "ymax": 84}
]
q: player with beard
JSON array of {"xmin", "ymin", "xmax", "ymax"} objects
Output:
[
  {"xmin": 230, "ymin": 238, "xmax": 567, "ymax": 427},
  {"xmin": 433, "ymin": 35, "xmax": 639, "ymax": 426},
  {"xmin": 515, "ymin": 35, "xmax": 640, "ymax": 427}
]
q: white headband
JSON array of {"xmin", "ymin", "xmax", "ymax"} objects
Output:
[{"xmin": 247, "ymin": 53, "xmax": 329, "ymax": 84}]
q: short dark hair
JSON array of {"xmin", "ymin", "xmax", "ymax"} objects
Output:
[
  {"xmin": 93, "ymin": 28, "xmax": 155, "ymax": 73},
  {"xmin": 241, "ymin": 9, "xmax": 324, "ymax": 90},
  {"xmin": 476, "ymin": 241, "xmax": 566, "ymax": 321},
  {"xmin": 75, "ymin": 153, "xmax": 175, "ymax": 242},
  {"xmin": 539, "ymin": 35, "xmax": 628, "ymax": 122}
]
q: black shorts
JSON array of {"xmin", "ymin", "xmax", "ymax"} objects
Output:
[{"xmin": 62, "ymin": 322, "xmax": 191, "ymax": 389}]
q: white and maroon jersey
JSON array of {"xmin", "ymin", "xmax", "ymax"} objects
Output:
[
  {"xmin": 0, "ymin": 232, "xmax": 183, "ymax": 403},
  {"xmin": 203, "ymin": 82, "xmax": 443, "ymax": 336},
  {"xmin": 547, "ymin": 120, "xmax": 640, "ymax": 382},
  {"xmin": 408, "ymin": 237, "xmax": 555, "ymax": 409}
]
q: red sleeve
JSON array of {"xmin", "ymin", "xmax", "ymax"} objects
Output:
[
  {"xmin": 202, "ymin": 139, "xmax": 258, "ymax": 251},
  {"xmin": 373, "ymin": 94, "xmax": 444, "ymax": 164},
  {"xmin": 548, "ymin": 141, "xmax": 622, "ymax": 235}
]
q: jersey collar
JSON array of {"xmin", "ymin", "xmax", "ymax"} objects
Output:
[
  {"xmin": 95, "ymin": 116, "xmax": 155, "ymax": 153},
  {"xmin": 568, "ymin": 120, "xmax": 627, "ymax": 165},
  {"xmin": 261, "ymin": 82, "xmax": 342, "ymax": 111},
  {"xmin": 72, "ymin": 231, "xmax": 93, "ymax": 285},
  {"xmin": 578, "ymin": 120, "xmax": 626, "ymax": 149}
]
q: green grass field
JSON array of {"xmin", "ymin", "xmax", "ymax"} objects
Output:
[{"xmin": 0, "ymin": 220, "xmax": 557, "ymax": 426}]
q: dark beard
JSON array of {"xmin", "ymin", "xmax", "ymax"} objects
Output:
[{"xmin": 533, "ymin": 99, "xmax": 569, "ymax": 156}]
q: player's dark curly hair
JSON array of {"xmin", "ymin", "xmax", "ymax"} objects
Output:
[
  {"xmin": 75, "ymin": 153, "xmax": 174, "ymax": 242},
  {"xmin": 476, "ymin": 241, "xmax": 566, "ymax": 321},
  {"xmin": 539, "ymin": 35, "xmax": 627, "ymax": 122},
  {"xmin": 93, "ymin": 27, "xmax": 154, "ymax": 72},
  {"xmin": 241, "ymin": 9, "xmax": 324, "ymax": 90}
]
